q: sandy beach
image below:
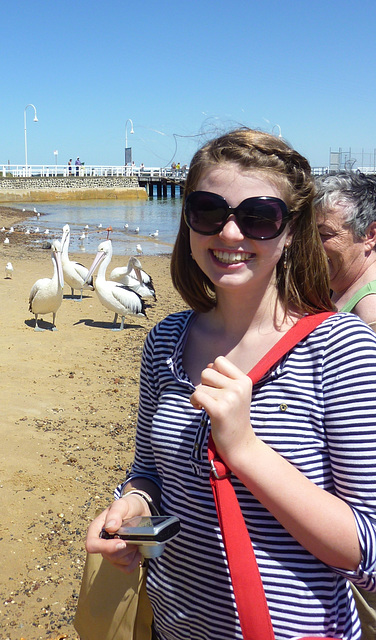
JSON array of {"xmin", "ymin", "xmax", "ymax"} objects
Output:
[{"xmin": 0, "ymin": 206, "xmax": 186, "ymax": 640}]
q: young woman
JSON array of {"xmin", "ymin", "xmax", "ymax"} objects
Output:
[{"xmin": 86, "ymin": 129, "xmax": 376, "ymax": 640}]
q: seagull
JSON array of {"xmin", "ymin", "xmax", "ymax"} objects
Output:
[
  {"xmin": 149, "ymin": 229, "xmax": 159, "ymax": 238},
  {"xmin": 123, "ymin": 223, "xmax": 128, "ymax": 230},
  {"xmin": 25, "ymin": 228, "xmax": 30, "ymax": 235},
  {"xmin": 34, "ymin": 227, "xmax": 40, "ymax": 233},
  {"xmin": 83, "ymin": 240, "xmax": 147, "ymax": 330},
  {"xmin": 28, "ymin": 239, "xmax": 64, "ymax": 331},
  {"xmin": 44, "ymin": 229, "xmax": 49, "ymax": 235},
  {"xmin": 4, "ymin": 237, "xmax": 9, "ymax": 245},
  {"xmin": 136, "ymin": 244, "xmax": 143, "ymax": 255},
  {"xmin": 133, "ymin": 227, "xmax": 140, "ymax": 234},
  {"xmin": 80, "ymin": 232, "xmax": 86, "ymax": 240},
  {"xmin": 5, "ymin": 262, "xmax": 13, "ymax": 278},
  {"xmin": 109, "ymin": 256, "xmax": 156, "ymax": 300},
  {"xmin": 8, "ymin": 227, "xmax": 14, "ymax": 233},
  {"xmin": 97, "ymin": 223, "xmax": 102, "ymax": 229},
  {"xmin": 60, "ymin": 224, "xmax": 94, "ymax": 300},
  {"xmin": 0, "ymin": 227, "xmax": 5, "ymax": 232}
]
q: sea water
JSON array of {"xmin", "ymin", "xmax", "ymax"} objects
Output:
[{"xmin": 11, "ymin": 196, "xmax": 182, "ymax": 256}]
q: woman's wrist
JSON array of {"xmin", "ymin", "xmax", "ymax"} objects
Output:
[{"xmin": 120, "ymin": 488, "xmax": 160, "ymax": 515}]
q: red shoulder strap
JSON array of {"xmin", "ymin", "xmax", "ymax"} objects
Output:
[{"xmin": 208, "ymin": 312, "xmax": 335, "ymax": 640}]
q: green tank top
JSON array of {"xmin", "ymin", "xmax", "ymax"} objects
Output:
[{"xmin": 340, "ymin": 280, "xmax": 376, "ymax": 312}]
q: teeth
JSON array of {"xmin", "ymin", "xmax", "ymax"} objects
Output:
[{"xmin": 212, "ymin": 250, "xmax": 252, "ymax": 264}]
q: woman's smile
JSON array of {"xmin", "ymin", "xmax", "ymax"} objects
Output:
[{"xmin": 211, "ymin": 249, "xmax": 254, "ymax": 265}]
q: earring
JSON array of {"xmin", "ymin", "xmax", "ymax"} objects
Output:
[{"xmin": 283, "ymin": 245, "xmax": 289, "ymax": 269}]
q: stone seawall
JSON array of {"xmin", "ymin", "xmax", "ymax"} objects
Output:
[{"xmin": 0, "ymin": 176, "xmax": 148, "ymax": 202}]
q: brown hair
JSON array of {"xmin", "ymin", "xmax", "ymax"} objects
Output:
[{"xmin": 171, "ymin": 128, "xmax": 334, "ymax": 315}]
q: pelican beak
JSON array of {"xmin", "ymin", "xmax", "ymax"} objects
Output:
[
  {"xmin": 53, "ymin": 247, "xmax": 64, "ymax": 289},
  {"xmin": 83, "ymin": 250, "xmax": 106, "ymax": 285},
  {"xmin": 133, "ymin": 266, "xmax": 143, "ymax": 285},
  {"xmin": 61, "ymin": 227, "xmax": 69, "ymax": 252}
]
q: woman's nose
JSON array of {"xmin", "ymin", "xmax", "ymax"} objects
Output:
[{"xmin": 218, "ymin": 214, "xmax": 245, "ymax": 240}]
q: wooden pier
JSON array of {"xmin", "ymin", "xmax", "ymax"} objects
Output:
[{"xmin": 138, "ymin": 176, "xmax": 185, "ymax": 198}]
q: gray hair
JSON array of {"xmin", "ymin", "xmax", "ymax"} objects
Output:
[{"xmin": 314, "ymin": 172, "xmax": 376, "ymax": 239}]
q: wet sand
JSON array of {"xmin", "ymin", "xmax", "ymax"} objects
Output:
[{"xmin": 0, "ymin": 206, "xmax": 186, "ymax": 639}]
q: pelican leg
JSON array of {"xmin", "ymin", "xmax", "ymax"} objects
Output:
[
  {"xmin": 111, "ymin": 312, "xmax": 122, "ymax": 331},
  {"xmin": 51, "ymin": 312, "xmax": 58, "ymax": 331},
  {"xmin": 34, "ymin": 315, "xmax": 45, "ymax": 332}
]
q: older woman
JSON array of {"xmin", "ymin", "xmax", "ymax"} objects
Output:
[{"xmin": 315, "ymin": 172, "xmax": 376, "ymax": 329}]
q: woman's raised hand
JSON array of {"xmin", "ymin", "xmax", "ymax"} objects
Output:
[{"xmin": 190, "ymin": 355, "xmax": 257, "ymax": 468}]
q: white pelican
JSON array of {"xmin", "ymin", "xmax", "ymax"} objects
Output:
[
  {"xmin": 60, "ymin": 224, "xmax": 94, "ymax": 300},
  {"xmin": 109, "ymin": 256, "xmax": 156, "ymax": 300},
  {"xmin": 149, "ymin": 229, "xmax": 159, "ymax": 238},
  {"xmin": 83, "ymin": 240, "xmax": 146, "ymax": 331},
  {"xmin": 28, "ymin": 239, "xmax": 64, "ymax": 331},
  {"xmin": 5, "ymin": 262, "xmax": 13, "ymax": 278}
]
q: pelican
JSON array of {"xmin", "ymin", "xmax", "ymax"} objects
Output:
[
  {"xmin": 149, "ymin": 229, "xmax": 159, "ymax": 238},
  {"xmin": 109, "ymin": 256, "xmax": 156, "ymax": 300},
  {"xmin": 60, "ymin": 224, "xmax": 94, "ymax": 300},
  {"xmin": 5, "ymin": 262, "xmax": 13, "ymax": 278},
  {"xmin": 83, "ymin": 240, "xmax": 147, "ymax": 330},
  {"xmin": 28, "ymin": 239, "xmax": 64, "ymax": 331}
]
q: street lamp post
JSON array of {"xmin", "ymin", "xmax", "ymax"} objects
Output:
[
  {"xmin": 24, "ymin": 104, "xmax": 38, "ymax": 171},
  {"xmin": 125, "ymin": 118, "xmax": 134, "ymax": 165}
]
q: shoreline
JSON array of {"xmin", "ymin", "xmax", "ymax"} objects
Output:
[{"xmin": 0, "ymin": 207, "xmax": 187, "ymax": 639}]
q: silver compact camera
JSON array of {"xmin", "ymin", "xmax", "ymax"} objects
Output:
[{"xmin": 100, "ymin": 515, "xmax": 180, "ymax": 558}]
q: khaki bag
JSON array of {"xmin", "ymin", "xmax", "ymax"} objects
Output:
[
  {"xmin": 351, "ymin": 585, "xmax": 376, "ymax": 640},
  {"xmin": 74, "ymin": 551, "xmax": 153, "ymax": 640}
]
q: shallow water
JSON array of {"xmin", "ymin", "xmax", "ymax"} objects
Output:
[{"xmin": 11, "ymin": 196, "xmax": 182, "ymax": 256}]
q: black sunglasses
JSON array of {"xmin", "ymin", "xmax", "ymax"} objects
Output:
[{"xmin": 184, "ymin": 191, "xmax": 291, "ymax": 240}]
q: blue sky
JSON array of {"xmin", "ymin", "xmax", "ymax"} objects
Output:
[{"xmin": 2, "ymin": 0, "xmax": 376, "ymax": 170}]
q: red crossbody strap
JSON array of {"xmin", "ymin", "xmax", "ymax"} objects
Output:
[{"xmin": 208, "ymin": 312, "xmax": 336, "ymax": 640}]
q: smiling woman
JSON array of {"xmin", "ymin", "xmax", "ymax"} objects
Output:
[{"xmin": 85, "ymin": 128, "xmax": 376, "ymax": 640}]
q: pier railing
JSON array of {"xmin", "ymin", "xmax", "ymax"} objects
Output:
[{"xmin": 1, "ymin": 164, "xmax": 188, "ymax": 179}]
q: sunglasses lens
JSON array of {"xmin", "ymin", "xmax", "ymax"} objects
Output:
[
  {"xmin": 240, "ymin": 200, "xmax": 286, "ymax": 239},
  {"xmin": 185, "ymin": 192, "xmax": 227, "ymax": 234}
]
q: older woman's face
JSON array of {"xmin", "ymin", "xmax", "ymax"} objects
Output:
[{"xmin": 316, "ymin": 203, "xmax": 365, "ymax": 294}]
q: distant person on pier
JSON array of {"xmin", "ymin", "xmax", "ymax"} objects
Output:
[
  {"xmin": 315, "ymin": 171, "xmax": 376, "ymax": 330},
  {"xmin": 68, "ymin": 158, "xmax": 72, "ymax": 175},
  {"xmin": 75, "ymin": 157, "xmax": 81, "ymax": 176}
]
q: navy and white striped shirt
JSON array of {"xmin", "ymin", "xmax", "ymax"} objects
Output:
[{"xmin": 119, "ymin": 310, "xmax": 376, "ymax": 640}]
